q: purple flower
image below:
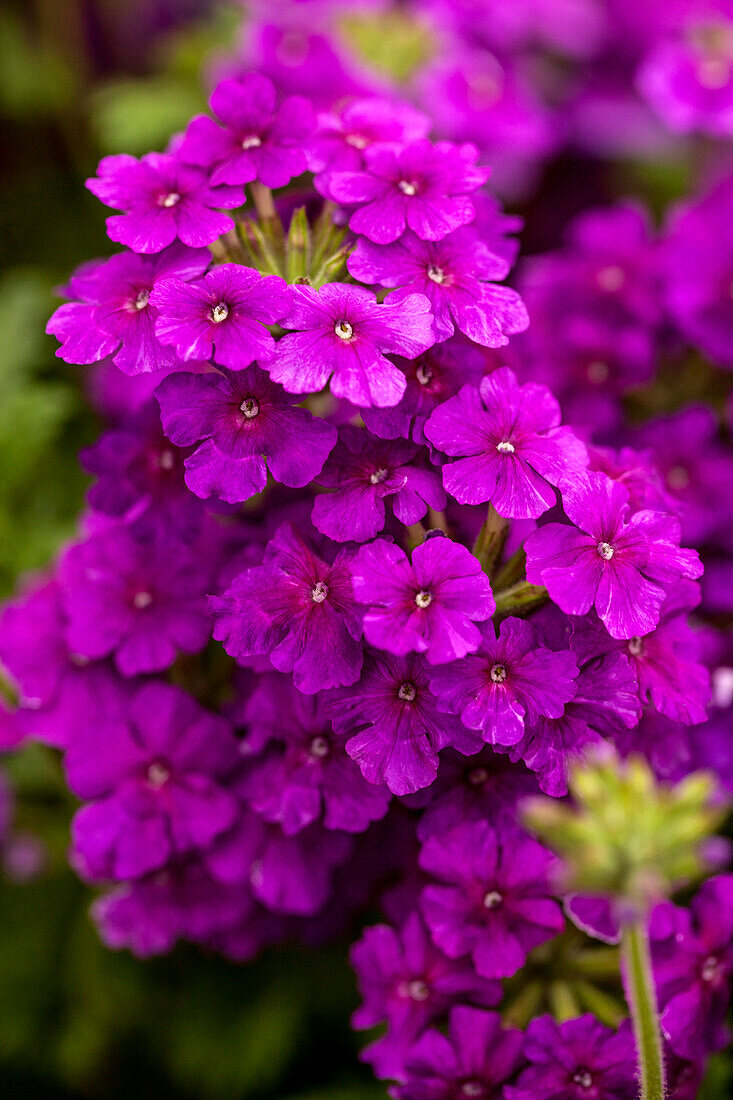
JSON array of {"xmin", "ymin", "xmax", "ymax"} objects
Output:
[
  {"xmin": 155, "ymin": 366, "xmax": 336, "ymax": 504},
  {"xmin": 424, "ymin": 367, "xmax": 588, "ymax": 516},
  {"xmin": 505, "ymin": 1015, "xmax": 637, "ymax": 1100},
  {"xmin": 46, "ymin": 244, "xmax": 210, "ymax": 374},
  {"xmin": 81, "ymin": 402, "xmax": 202, "ymax": 539},
  {"xmin": 58, "ymin": 527, "xmax": 212, "ymax": 676},
  {"xmin": 661, "ymin": 173, "xmax": 733, "ymax": 368},
  {"xmin": 392, "ymin": 1005, "xmax": 524, "ymax": 1100},
  {"xmin": 311, "ymin": 427, "xmax": 445, "ymax": 543},
  {"xmin": 269, "ymin": 282, "xmax": 435, "ymax": 408},
  {"xmin": 329, "ymin": 651, "xmax": 482, "ymax": 796},
  {"xmin": 361, "ymin": 340, "xmax": 488, "ymax": 446},
  {"xmin": 86, "ymin": 152, "xmax": 244, "ymax": 253},
  {"xmin": 348, "ymin": 228, "xmax": 528, "ymax": 346},
  {"xmin": 351, "ymin": 536, "xmax": 495, "ymax": 665},
  {"xmin": 150, "ymin": 264, "xmax": 290, "ymax": 369},
  {"xmin": 66, "ymin": 682, "xmax": 240, "ymax": 880},
  {"xmin": 430, "ymin": 617, "xmax": 579, "ymax": 747},
  {"xmin": 178, "ymin": 74, "xmax": 314, "ymax": 188},
  {"xmin": 323, "ymin": 140, "xmax": 490, "ymax": 244},
  {"xmin": 351, "ymin": 910, "xmax": 502, "ymax": 1080},
  {"xmin": 525, "ymin": 471, "xmax": 703, "ymax": 640},
  {"xmin": 637, "ymin": 14, "xmax": 733, "ymax": 137},
  {"xmin": 419, "ymin": 818, "xmax": 564, "ymax": 979},
  {"xmin": 237, "ymin": 676, "xmax": 391, "ymax": 834},
  {"xmin": 571, "ymin": 582, "xmax": 710, "ymax": 725},
  {"xmin": 308, "ymin": 96, "xmax": 430, "ymax": 175},
  {"xmin": 652, "ymin": 875, "xmax": 733, "ymax": 1061},
  {"xmin": 210, "ymin": 522, "xmax": 363, "ymax": 693}
]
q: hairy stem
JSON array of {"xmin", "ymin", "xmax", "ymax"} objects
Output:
[{"xmin": 621, "ymin": 917, "xmax": 666, "ymax": 1100}]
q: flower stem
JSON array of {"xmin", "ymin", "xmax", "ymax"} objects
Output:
[{"xmin": 621, "ymin": 917, "xmax": 666, "ymax": 1100}]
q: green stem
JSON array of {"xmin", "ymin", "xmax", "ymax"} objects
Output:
[
  {"xmin": 621, "ymin": 917, "xmax": 666, "ymax": 1100},
  {"xmin": 472, "ymin": 503, "xmax": 508, "ymax": 576}
]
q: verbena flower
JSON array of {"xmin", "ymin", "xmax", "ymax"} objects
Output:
[
  {"xmin": 210, "ymin": 522, "xmax": 363, "ymax": 693},
  {"xmin": 178, "ymin": 73, "xmax": 314, "ymax": 188},
  {"xmin": 308, "ymin": 96, "xmax": 431, "ymax": 176},
  {"xmin": 150, "ymin": 264, "xmax": 291, "ymax": 368},
  {"xmin": 323, "ymin": 139, "xmax": 490, "ymax": 244},
  {"xmin": 418, "ymin": 817, "xmax": 564, "ymax": 979},
  {"xmin": 86, "ymin": 152, "xmax": 244, "ymax": 253},
  {"xmin": 46, "ymin": 244, "xmax": 210, "ymax": 374},
  {"xmin": 155, "ymin": 365, "xmax": 337, "ymax": 504},
  {"xmin": 270, "ymin": 282, "xmax": 435, "ymax": 407},
  {"xmin": 430, "ymin": 617, "xmax": 579, "ymax": 747},
  {"xmin": 351, "ymin": 535, "xmax": 496, "ymax": 665},
  {"xmin": 525, "ymin": 471, "xmax": 703, "ymax": 639},
  {"xmin": 424, "ymin": 367, "xmax": 588, "ymax": 515}
]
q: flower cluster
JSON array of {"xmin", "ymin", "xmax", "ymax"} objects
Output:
[{"xmin": 1, "ymin": 11, "xmax": 732, "ymax": 1098}]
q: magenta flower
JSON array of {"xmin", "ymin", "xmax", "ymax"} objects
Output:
[
  {"xmin": 323, "ymin": 139, "xmax": 490, "ymax": 244},
  {"xmin": 270, "ymin": 282, "xmax": 435, "ymax": 407},
  {"xmin": 46, "ymin": 244, "xmax": 210, "ymax": 375},
  {"xmin": 361, "ymin": 340, "xmax": 488, "ymax": 446},
  {"xmin": 155, "ymin": 366, "xmax": 336, "ymax": 504},
  {"xmin": 178, "ymin": 74, "xmax": 314, "ymax": 188},
  {"xmin": 348, "ymin": 228, "xmax": 528, "ymax": 346},
  {"xmin": 150, "ymin": 264, "xmax": 290, "ymax": 369},
  {"xmin": 210, "ymin": 523, "xmax": 363, "ymax": 694},
  {"xmin": 394, "ymin": 1006, "xmax": 524, "ymax": 1100},
  {"xmin": 351, "ymin": 910, "xmax": 502, "ymax": 1081},
  {"xmin": 430, "ymin": 617, "xmax": 579, "ymax": 747},
  {"xmin": 81, "ymin": 402, "xmax": 202, "ymax": 540},
  {"xmin": 505, "ymin": 1015, "xmax": 637, "ymax": 1100},
  {"xmin": 237, "ymin": 677, "xmax": 390, "ymax": 835},
  {"xmin": 308, "ymin": 96, "xmax": 430, "ymax": 175},
  {"xmin": 58, "ymin": 527, "xmax": 212, "ymax": 677},
  {"xmin": 86, "ymin": 152, "xmax": 244, "ymax": 253},
  {"xmin": 329, "ymin": 650, "xmax": 482, "ymax": 796},
  {"xmin": 351, "ymin": 535, "xmax": 495, "ymax": 665},
  {"xmin": 652, "ymin": 875, "xmax": 733, "ymax": 1061},
  {"xmin": 311, "ymin": 427, "xmax": 445, "ymax": 543},
  {"xmin": 66, "ymin": 681, "xmax": 240, "ymax": 881},
  {"xmin": 419, "ymin": 818, "xmax": 564, "ymax": 979},
  {"xmin": 424, "ymin": 367, "xmax": 588, "ymax": 516},
  {"xmin": 525, "ymin": 471, "xmax": 703, "ymax": 640}
]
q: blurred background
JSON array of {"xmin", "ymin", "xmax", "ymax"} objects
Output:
[{"xmin": 0, "ymin": 1, "xmax": 731, "ymax": 1097}]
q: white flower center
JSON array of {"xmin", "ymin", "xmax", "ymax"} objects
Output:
[
  {"xmin": 416, "ymin": 363, "xmax": 433, "ymax": 385},
  {"xmin": 345, "ymin": 133, "xmax": 368, "ymax": 149},
  {"xmin": 240, "ymin": 397, "xmax": 260, "ymax": 419},
  {"xmin": 483, "ymin": 890, "xmax": 503, "ymax": 909},
  {"xmin": 597, "ymin": 541, "xmax": 615, "ymax": 560},
  {"xmin": 496, "ymin": 440, "xmax": 515, "ymax": 454},
  {"xmin": 157, "ymin": 449, "xmax": 175, "ymax": 470},
  {"xmin": 415, "ymin": 589, "xmax": 433, "ymax": 608},
  {"xmin": 311, "ymin": 581, "xmax": 329, "ymax": 603},
  {"xmin": 241, "ymin": 134, "xmax": 262, "ymax": 149},
  {"xmin": 211, "ymin": 302, "xmax": 230, "ymax": 323},
  {"xmin": 427, "ymin": 264, "xmax": 445, "ymax": 284},
  {"xmin": 587, "ymin": 360, "xmax": 609, "ymax": 384},
  {"xmin": 133, "ymin": 288, "xmax": 150, "ymax": 311},
  {"xmin": 398, "ymin": 681, "xmax": 417, "ymax": 702},
  {"xmin": 147, "ymin": 761, "xmax": 170, "ymax": 787},
  {"xmin": 334, "ymin": 320, "xmax": 353, "ymax": 340},
  {"xmin": 398, "ymin": 179, "xmax": 418, "ymax": 196},
  {"xmin": 702, "ymin": 955, "xmax": 720, "ymax": 982},
  {"xmin": 573, "ymin": 1071, "xmax": 593, "ymax": 1089},
  {"xmin": 159, "ymin": 192, "xmax": 181, "ymax": 208},
  {"xmin": 628, "ymin": 636, "xmax": 643, "ymax": 656},
  {"xmin": 405, "ymin": 978, "xmax": 429, "ymax": 1001},
  {"xmin": 596, "ymin": 264, "xmax": 625, "ymax": 292},
  {"xmin": 467, "ymin": 767, "xmax": 488, "ymax": 786},
  {"xmin": 460, "ymin": 1084, "xmax": 485, "ymax": 1099},
  {"xmin": 133, "ymin": 590, "xmax": 153, "ymax": 610},
  {"xmin": 490, "ymin": 664, "xmax": 507, "ymax": 684},
  {"xmin": 667, "ymin": 465, "xmax": 690, "ymax": 491},
  {"xmin": 369, "ymin": 467, "xmax": 388, "ymax": 485},
  {"xmin": 309, "ymin": 735, "xmax": 330, "ymax": 759}
]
